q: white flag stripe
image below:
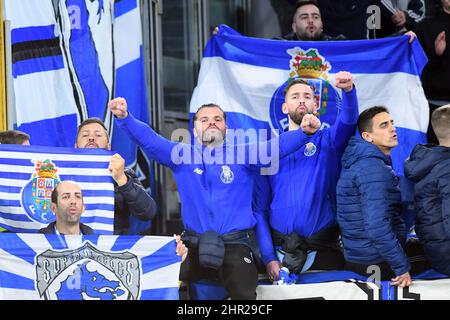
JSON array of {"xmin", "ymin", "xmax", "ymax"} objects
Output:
[
  {"xmin": 0, "ymin": 151, "xmax": 112, "ymax": 162},
  {"xmin": 0, "ymin": 288, "xmax": 40, "ymax": 300},
  {"xmin": 0, "ymin": 165, "xmax": 111, "ymax": 176},
  {"xmin": 140, "ymin": 262, "xmax": 181, "ymax": 290},
  {"xmin": 0, "ymin": 250, "xmax": 35, "ymax": 280},
  {"xmin": 114, "ymin": 7, "xmax": 142, "ymax": 69},
  {"xmin": 4, "ymin": 0, "xmax": 56, "ymax": 30},
  {"xmin": 16, "ymin": 234, "xmax": 52, "ymax": 254},
  {"xmin": 81, "ymin": 210, "xmax": 115, "ymax": 218},
  {"xmin": 129, "ymin": 236, "xmax": 174, "ymax": 257},
  {"xmin": 193, "ymin": 57, "xmax": 429, "ymax": 132},
  {"xmin": 91, "ymin": 235, "xmax": 120, "ymax": 252},
  {"xmin": 0, "ymin": 179, "xmax": 114, "ymax": 191}
]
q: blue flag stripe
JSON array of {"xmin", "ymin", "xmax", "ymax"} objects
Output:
[
  {"xmin": 0, "ymin": 234, "xmax": 36, "ymax": 265},
  {"xmin": 0, "ymin": 212, "xmax": 31, "ymax": 222},
  {"xmin": 11, "ymin": 25, "xmax": 57, "ymax": 44},
  {"xmin": 79, "ymin": 217, "xmax": 114, "ymax": 225},
  {"xmin": 139, "ymin": 288, "xmax": 179, "ymax": 300},
  {"xmin": 141, "ymin": 240, "xmax": 180, "ymax": 274},
  {"xmin": 0, "ymin": 270, "xmax": 35, "ymax": 290},
  {"xmin": 115, "ymin": 0, "xmax": 137, "ymax": 18},
  {"xmin": 13, "ymin": 55, "xmax": 64, "ymax": 77}
]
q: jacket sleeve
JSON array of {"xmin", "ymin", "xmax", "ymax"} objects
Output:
[
  {"xmin": 439, "ymin": 172, "xmax": 450, "ymax": 236},
  {"xmin": 246, "ymin": 128, "xmax": 311, "ymax": 169},
  {"xmin": 253, "ymin": 174, "xmax": 278, "ymax": 266},
  {"xmin": 355, "ymin": 160, "xmax": 410, "ymax": 276},
  {"xmin": 117, "ymin": 169, "xmax": 158, "ymax": 221},
  {"xmin": 328, "ymin": 88, "xmax": 359, "ymax": 156},
  {"xmin": 115, "ymin": 113, "xmax": 181, "ymax": 169}
]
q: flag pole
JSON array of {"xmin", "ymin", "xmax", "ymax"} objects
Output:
[{"xmin": 0, "ymin": 0, "xmax": 7, "ymax": 131}]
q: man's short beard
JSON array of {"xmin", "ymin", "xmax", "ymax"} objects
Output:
[
  {"xmin": 289, "ymin": 110, "xmax": 306, "ymax": 126},
  {"xmin": 201, "ymin": 130, "xmax": 225, "ymax": 145}
]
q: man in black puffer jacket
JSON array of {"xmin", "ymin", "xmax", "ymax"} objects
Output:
[
  {"xmin": 405, "ymin": 105, "xmax": 450, "ymax": 275},
  {"xmin": 75, "ymin": 118, "xmax": 158, "ymax": 235}
]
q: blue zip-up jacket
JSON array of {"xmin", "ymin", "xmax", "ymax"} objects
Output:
[
  {"xmin": 404, "ymin": 144, "xmax": 450, "ymax": 275},
  {"xmin": 254, "ymin": 88, "xmax": 358, "ymax": 265},
  {"xmin": 116, "ymin": 114, "xmax": 311, "ymax": 235},
  {"xmin": 337, "ymin": 136, "xmax": 410, "ymax": 276}
]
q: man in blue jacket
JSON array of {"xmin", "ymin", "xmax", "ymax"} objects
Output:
[
  {"xmin": 405, "ymin": 104, "xmax": 450, "ymax": 275},
  {"xmin": 337, "ymin": 106, "xmax": 411, "ymax": 287},
  {"xmin": 75, "ymin": 118, "xmax": 158, "ymax": 235},
  {"xmin": 254, "ymin": 71, "xmax": 358, "ymax": 281},
  {"xmin": 108, "ymin": 97, "xmax": 317, "ymax": 300}
]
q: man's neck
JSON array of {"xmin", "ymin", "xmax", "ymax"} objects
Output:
[
  {"xmin": 288, "ymin": 119, "xmax": 301, "ymax": 131},
  {"xmin": 56, "ymin": 221, "xmax": 80, "ymax": 235},
  {"xmin": 377, "ymin": 145, "xmax": 391, "ymax": 156}
]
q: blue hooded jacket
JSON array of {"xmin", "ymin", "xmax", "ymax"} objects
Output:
[
  {"xmin": 404, "ymin": 144, "xmax": 450, "ymax": 275},
  {"xmin": 336, "ymin": 136, "xmax": 410, "ymax": 276}
]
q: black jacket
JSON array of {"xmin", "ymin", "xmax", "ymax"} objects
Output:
[
  {"xmin": 282, "ymin": 31, "xmax": 346, "ymax": 41},
  {"xmin": 39, "ymin": 221, "xmax": 94, "ymax": 235},
  {"xmin": 416, "ymin": 10, "xmax": 450, "ymax": 100},
  {"xmin": 404, "ymin": 144, "xmax": 450, "ymax": 275},
  {"xmin": 114, "ymin": 168, "xmax": 158, "ymax": 235}
]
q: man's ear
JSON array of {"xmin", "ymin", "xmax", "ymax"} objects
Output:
[
  {"xmin": 50, "ymin": 202, "xmax": 57, "ymax": 213},
  {"xmin": 107, "ymin": 143, "xmax": 111, "ymax": 151},
  {"xmin": 362, "ymin": 132, "xmax": 373, "ymax": 143},
  {"xmin": 292, "ymin": 21, "xmax": 296, "ymax": 33},
  {"xmin": 282, "ymin": 102, "xmax": 288, "ymax": 115}
]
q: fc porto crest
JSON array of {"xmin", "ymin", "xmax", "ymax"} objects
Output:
[
  {"xmin": 220, "ymin": 166, "xmax": 234, "ymax": 184},
  {"xmin": 36, "ymin": 242, "xmax": 141, "ymax": 300},
  {"xmin": 269, "ymin": 47, "xmax": 342, "ymax": 133},
  {"xmin": 20, "ymin": 159, "xmax": 60, "ymax": 224},
  {"xmin": 304, "ymin": 143, "xmax": 317, "ymax": 157}
]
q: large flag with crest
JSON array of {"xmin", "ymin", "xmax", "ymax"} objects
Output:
[
  {"xmin": 0, "ymin": 144, "xmax": 114, "ymax": 234},
  {"xmin": 0, "ymin": 233, "xmax": 181, "ymax": 300},
  {"xmin": 190, "ymin": 25, "xmax": 429, "ymax": 177}
]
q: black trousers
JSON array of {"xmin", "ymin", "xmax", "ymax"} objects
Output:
[
  {"xmin": 180, "ymin": 244, "xmax": 258, "ymax": 300},
  {"xmin": 344, "ymin": 239, "xmax": 431, "ymax": 281}
]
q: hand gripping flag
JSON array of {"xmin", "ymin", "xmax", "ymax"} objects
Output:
[
  {"xmin": 190, "ymin": 25, "xmax": 429, "ymax": 176},
  {"xmin": 0, "ymin": 233, "xmax": 181, "ymax": 300},
  {"xmin": 0, "ymin": 144, "xmax": 114, "ymax": 234}
]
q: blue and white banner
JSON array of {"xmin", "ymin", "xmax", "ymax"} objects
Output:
[
  {"xmin": 0, "ymin": 233, "xmax": 181, "ymax": 300},
  {"xmin": 190, "ymin": 25, "xmax": 429, "ymax": 176},
  {"xmin": 0, "ymin": 144, "xmax": 114, "ymax": 234},
  {"xmin": 4, "ymin": 0, "xmax": 154, "ymax": 233}
]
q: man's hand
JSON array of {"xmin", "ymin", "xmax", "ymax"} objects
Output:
[
  {"xmin": 301, "ymin": 114, "xmax": 321, "ymax": 135},
  {"xmin": 267, "ymin": 260, "xmax": 281, "ymax": 281},
  {"xmin": 109, "ymin": 97, "xmax": 128, "ymax": 119},
  {"xmin": 391, "ymin": 272, "xmax": 412, "ymax": 288},
  {"xmin": 109, "ymin": 153, "xmax": 128, "ymax": 186},
  {"xmin": 335, "ymin": 71, "xmax": 354, "ymax": 92},
  {"xmin": 392, "ymin": 10, "xmax": 406, "ymax": 28},
  {"xmin": 175, "ymin": 235, "xmax": 188, "ymax": 263},
  {"xmin": 435, "ymin": 31, "xmax": 446, "ymax": 56}
]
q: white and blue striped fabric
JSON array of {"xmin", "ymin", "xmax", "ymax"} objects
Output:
[
  {"xmin": 190, "ymin": 25, "xmax": 429, "ymax": 176},
  {"xmin": 0, "ymin": 233, "xmax": 181, "ymax": 300},
  {"xmin": 0, "ymin": 144, "xmax": 114, "ymax": 234},
  {"xmin": 4, "ymin": 0, "xmax": 150, "ymax": 166}
]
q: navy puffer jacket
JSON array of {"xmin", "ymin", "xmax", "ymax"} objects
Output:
[
  {"xmin": 404, "ymin": 144, "xmax": 450, "ymax": 275},
  {"xmin": 337, "ymin": 136, "xmax": 410, "ymax": 276}
]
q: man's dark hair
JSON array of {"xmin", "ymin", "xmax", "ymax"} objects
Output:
[
  {"xmin": 431, "ymin": 105, "xmax": 450, "ymax": 140},
  {"xmin": 51, "ymin": 183, "xmax": 60, "ymax": 204},
  {"xmin": 76, "ymin": 118, "xmax": 109, "ymax": 140},
  {"xmin": 357, "ymin": 106, "xmax": 389, "ymax": 135},
  {"xmin": 295, "ymin": 0, "xmax": 320, "ymax": 12},
  {"xmin": 0, "ymin": 130, "xmax": 30, "ymax": 144},
  {"xmin": 193, "ymin": 103, "xmax": 227, "ymax": 122},
  {"xmin": 284, "ymin": 78, "xmax": 314, "ymax": 98}
]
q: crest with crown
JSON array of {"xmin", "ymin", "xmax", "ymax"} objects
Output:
[
  {"xmin": 32, "ymin": 160, "xmax": 59, "ymax": 179},
  {"xmin": 288, "ymin": 47, "xmax": 331, "ymax": 80}
]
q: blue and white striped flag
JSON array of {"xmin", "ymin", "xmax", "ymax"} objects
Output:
[
  {"xmin": 0, "ymin": 233, "xmax": 181, "ymax": 300},
  {"xmin": 190, "ymin": 25, "xmax": 429, "ymax": 176},
  {"xmin": 0, "ymin": 144, "xmax": 114, "ymax": 234}
]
